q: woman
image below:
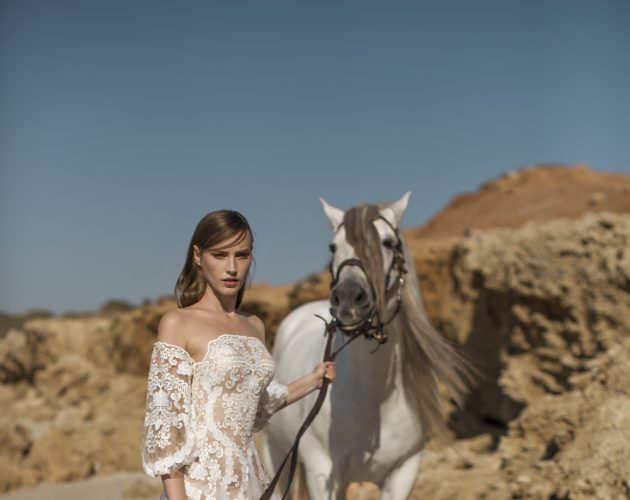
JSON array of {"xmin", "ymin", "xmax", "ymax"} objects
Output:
[{"xmin": 141, "ymin": 210, "xmax": 335, "ymax": 500}]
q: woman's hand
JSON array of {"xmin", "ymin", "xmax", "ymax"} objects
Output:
[
  {"xmin": 285, "ymin": 361, "xmax": 337, "ymax": 406},
  {"xmin": 312, "ymin": 361, "xmax": 336, "ymax": 388}
]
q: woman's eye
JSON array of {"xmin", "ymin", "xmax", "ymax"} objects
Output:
[
  {"xmin": 212, "ymin": 253, "xmax": 226, "ymax": 258},
  {"xmin": 237, "ymin": 254, "xmax": 251, "ymax": 259},
  {"xmin": 329, "ymin": 243, "xmax": 337, "ymax": 253},
  {"xmin": 382, "ymin": 239, "xmax": 394, "ymax": 249}
]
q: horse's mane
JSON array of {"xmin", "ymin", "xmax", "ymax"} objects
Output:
[
  {"xmin": 344, "ymin": 204, "xmax": 472, "ymax": 442},
  {"xmin": 397, "ymin": 237, "xmax": 472, "ymax": 442}
]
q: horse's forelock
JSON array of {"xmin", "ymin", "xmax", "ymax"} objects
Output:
[{"xmin": 343, "ymin": 205, "xmax": 387, "ymax": 317}]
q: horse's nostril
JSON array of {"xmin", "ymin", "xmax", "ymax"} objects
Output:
[
  {"xmin": 331, "ymin": 290, "xmax": 340, "ymax": 306},
  {"xmin": 355, "ymin": 290, "xmax": 366, "ymax": 304}
]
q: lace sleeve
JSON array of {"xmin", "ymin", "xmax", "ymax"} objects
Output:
[
  {"xmin": 254, "ymin": 378, "xmax": 289, "ymax": 432},
  {"xmin": 141, "ymin": 342, "xmax": 196, "ymax": 476}
]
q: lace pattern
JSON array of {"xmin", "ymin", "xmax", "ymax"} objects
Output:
[
  {"xmin": 142, "ymin": 342, "xmax": 196, "ymax": 476},
  {"xmin": 254, "ymin": 379, "xmax": 289, "ymax": 432},
  {"xmin": 141, "ymin": 334, "xmax": 288, "ymax": 500}
]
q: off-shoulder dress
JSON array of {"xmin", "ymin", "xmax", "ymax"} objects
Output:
[{"xmin": 141, "ymin": 334, "xmax": 288, "ymax": 500}]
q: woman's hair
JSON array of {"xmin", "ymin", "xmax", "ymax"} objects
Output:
[{"xmin": 175, "ymin": 210, "xmax": 254, "ymax": 308}]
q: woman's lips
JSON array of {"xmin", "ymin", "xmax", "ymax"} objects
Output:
[{"xmin": 222, "ymin": 279, "xmax": 239, "ymax": 287}]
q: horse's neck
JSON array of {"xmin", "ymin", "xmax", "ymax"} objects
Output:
[{"xmin": 338, "ymin": 322, "xmax": 403, "ymax": 397}]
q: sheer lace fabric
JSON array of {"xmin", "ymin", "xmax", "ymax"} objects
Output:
[{"xmin": 142, "ymin": 334, "xmax": 288, "ymax": 500}]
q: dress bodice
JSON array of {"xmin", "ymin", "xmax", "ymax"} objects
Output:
[
  {"xmin": 191, "ymin": 334, "xmax": 276, "ymax": 442},
  {"xmin": 141, "ymin": 334, "xmax": 288, "ymax": 500}
]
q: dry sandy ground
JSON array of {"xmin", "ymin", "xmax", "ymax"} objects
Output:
[{"xmin": 0, "ymin": 473, "xmax": 163, "ymax": 500}]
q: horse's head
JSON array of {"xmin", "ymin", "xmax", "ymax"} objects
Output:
[{"xmin": 320, "ymin": 192, "xmax": 411, "ymax": 336}]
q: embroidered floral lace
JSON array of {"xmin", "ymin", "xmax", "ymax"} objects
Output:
[{"xmin": 141, "ymin": 334, "xmax": 288, "ymax": 500}]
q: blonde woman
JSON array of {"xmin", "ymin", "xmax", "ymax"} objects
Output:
[{"xmin": 141, "ymin": 210, "xmax": 335, "ymax": 500}]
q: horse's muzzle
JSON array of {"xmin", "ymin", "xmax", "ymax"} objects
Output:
[{"xmin": 329, "ymin": 280, "xmax": 375, "ymax": 334}]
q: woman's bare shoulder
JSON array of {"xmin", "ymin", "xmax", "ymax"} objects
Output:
[
  {"xmin": 241, "ymin": 312, "xmax": 265, "ymax": 341},
  {"xmin": 156, "ymin": 309, "xmax": 191, "ymax": 348}
]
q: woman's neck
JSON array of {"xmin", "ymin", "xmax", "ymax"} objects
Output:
[{"xmin": 196, "ymin": 287, "xmax": 238, "ymax": 314}]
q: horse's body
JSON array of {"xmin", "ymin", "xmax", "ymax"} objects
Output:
[
  {"xmin": 263, "ymin": 300, "xmax": 424, "ymax": 499},
  {"xmin": 261, "ymin": 194, "xmax": 469, "ymax": 500}
]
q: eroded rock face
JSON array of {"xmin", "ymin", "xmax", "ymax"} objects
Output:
[
  {"xmin": 452, "ymin": 214, "xmax": 629, "ymax": 430},
  {"xmin": 1, "ymin": 212, "xmax": 629, "ymax": 499},
  {"xmin": 411, "ymin": 213, "xmax": 630, "ymax": 499},
  {"xmin": 0, "ymin": 309, "xmax": 166, "ymax": 491}
]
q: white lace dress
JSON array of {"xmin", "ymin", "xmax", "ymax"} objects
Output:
[{"xmin": 141, "ymin": 334, "xmax": 289, "ymax": 500}]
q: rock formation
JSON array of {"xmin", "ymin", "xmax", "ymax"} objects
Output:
[{"xmin": 410, "ymin": 212, "xmax": 630, "ymax": 500}]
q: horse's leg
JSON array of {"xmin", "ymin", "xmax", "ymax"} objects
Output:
[
  {"xmin": 290, "ymin": 461, "xmax": 310, "ymax": 500},
  {"xmin": 302, "ymin": 452, "xmax": 342, "ymax": 500},
  {"xmin": 379, "ymin": 450, "xmax": 424, "ymax": 500}
]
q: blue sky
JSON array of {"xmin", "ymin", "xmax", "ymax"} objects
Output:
[{"xmin": 1, "ymin": 0, "xmax": 629, "ymax": 315}]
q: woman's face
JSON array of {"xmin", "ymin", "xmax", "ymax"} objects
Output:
[{"xmin": 194, "ymin": 231, "xmax": 253, "ymax": 299}]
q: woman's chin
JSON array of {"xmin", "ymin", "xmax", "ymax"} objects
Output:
[{"xmin": 210, "ymin": 284, "xmax": 241, "ymax": 297}]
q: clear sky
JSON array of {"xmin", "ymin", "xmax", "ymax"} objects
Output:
[{"xmin": 1, "ymin": 0, "xmax": 629, "ymax": 315}]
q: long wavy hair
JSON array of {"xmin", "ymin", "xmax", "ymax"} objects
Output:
[{"xmin": 175, "ymin": 210, "xmax": 254, "ymax": 308}]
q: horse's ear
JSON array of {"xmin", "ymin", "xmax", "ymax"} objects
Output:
[
  {"xmin": 389, "ymin": 191, "xmax": 412, "ymax": 226},
  {"xmin": 319, "ymin": 197, "xmax": 344, "ymax": 231}
]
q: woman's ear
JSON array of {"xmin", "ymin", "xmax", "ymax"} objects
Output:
[{"xmin": 192, "ymin": 244, "xmax": 201, "ymax": 265}]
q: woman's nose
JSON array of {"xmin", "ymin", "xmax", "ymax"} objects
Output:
[{"xmin": 226, "ymin": 257, "xmax": 237, "ymax": 274}]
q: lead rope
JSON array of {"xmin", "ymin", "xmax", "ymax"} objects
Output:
[{"xmin": 259, "ymin": 316, "xmax": 365, "ymax": 500}]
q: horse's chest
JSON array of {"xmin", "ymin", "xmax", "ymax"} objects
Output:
[{"xmin": 328, "ymin": 384, "xmax": 422, "ymax": 478}]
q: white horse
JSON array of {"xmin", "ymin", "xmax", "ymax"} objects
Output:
[{"xmin": 262, "ymin": 193, "xmax": 470, "ymax": 500}]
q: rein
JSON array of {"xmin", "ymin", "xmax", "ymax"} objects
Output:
[{"xmin": 260, "ymin": 215, "xmax": 407, "ymax": 499}]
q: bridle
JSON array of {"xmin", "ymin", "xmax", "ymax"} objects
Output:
[{"xmin": 328, "ymin": 215, "xmax": 408, "ymax": 346}]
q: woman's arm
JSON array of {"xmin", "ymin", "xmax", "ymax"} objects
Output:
[
  {"xmin": 162, "ymin": 471, "xmax": 187, "ymax": 500},
  {"xmin": 249, "ymin": 314, "xmax": 335, "ymax": 408},
  {"xmin": 144, "ymin": 312, "xmax": 194, "ymax": 500},
  {"xmin": 285, "ymin": 361, "xmax": 335, "ymax": 406}
]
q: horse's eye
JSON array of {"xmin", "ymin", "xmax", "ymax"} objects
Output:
[
  {"xmin": 329, "ymin": 243, "xmax": 337, "ymax": 253},
  {"xmin": 383, "ymin": 239, "xmax": 394, "ymax": 249}
]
